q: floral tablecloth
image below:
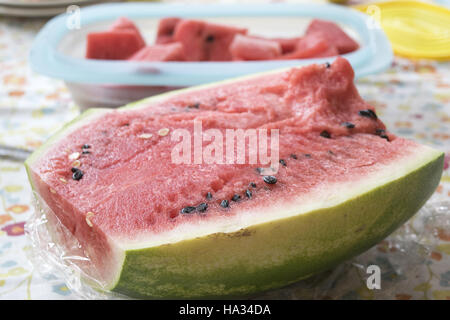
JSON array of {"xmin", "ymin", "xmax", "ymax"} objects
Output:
[{"xmin": 0, "ymin": 10, "xmax": 449, "ymax": 299}]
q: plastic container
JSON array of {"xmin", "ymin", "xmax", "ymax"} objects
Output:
[
  {"xmin": 30, "ymin": 2, "xmax": 393, "ymax": 109},
  {"xmin": 354, "ymin": 1, "xmax": 450, "ymax": 60}
]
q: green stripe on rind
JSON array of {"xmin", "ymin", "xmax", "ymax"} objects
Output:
[{"xmin": 112, "ymin": 152, "xmax": 444, "ymax": 299}]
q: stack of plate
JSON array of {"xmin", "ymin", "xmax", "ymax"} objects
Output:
[{"xmin": 0, "ymin": 0, "xmax": 122, "ymax": 18}]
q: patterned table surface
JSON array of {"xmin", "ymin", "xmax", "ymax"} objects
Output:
[{"xmin": 0, "ymin": 9, "xmax": 449, "ymax": 300}]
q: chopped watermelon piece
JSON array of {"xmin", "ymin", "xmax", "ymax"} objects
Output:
[
  {"xmin": 280, "ymin": 32, "xmax": 338, "ymax": 59},
  {"xmin": 109, "ymin": 17, "xmax": 146, "ymax": 48},
  {"xmin": 128, "ymin": 42, "xmax": 185, "ymax": 61},
  {"xmin": 230, "ymin": 34, "xmax": 282, "ymax": 61},
  {"xmin": 156, "ymin": 17, "xmax": 182, "ymax": 44},
  {"xmin": 305, "ymin": 19, "xmax": 359, "ymax": 54},
  {"xmin": 86, "ymin": 30, "xmax": 145, "ymax": 60},
  {"xmin": 271, "ymin": 37, "xmax": 301, "ymax": 54},
  {"xmin": 85, "ymin": 16, "xmax": 358, "ymax": 62},
  {"xmin": 173, "ymin": 19, "xmax": 247, "ymax": 61}
]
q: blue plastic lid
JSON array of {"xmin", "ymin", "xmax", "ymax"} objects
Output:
[{"xmin": 30, "ymin": 2, "xmax": 393, "ymax": 86}]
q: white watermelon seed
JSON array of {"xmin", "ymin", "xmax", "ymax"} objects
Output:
[
  {"xmin": 72, "ymin": 160, "xmax": 81, "ymax": 167},
  {"xmin": 86, "ymin": 212, "xmax": 95, "ymax": 227},
  {"xmin": 158, "ymin": 128, "xmax": 170, "ymax": 136},
  {"xmin": 138, "ymin": 133, "xmax": 153, "ymax": 139},
  {"xmin": 68, "ymin": 152, "xmax": 80, "ymax": 161}
]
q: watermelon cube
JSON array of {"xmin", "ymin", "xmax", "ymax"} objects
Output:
[
  {"xmin": 230, "ymin": 34, "xmax": 282, "ymax": 60},
  {"xmin": 128, "ymin": 42, "xmax": 185, "ymax": 61},
  {"xmin": 86, "ymin": 30, "xmax": 146, "ymax": 60},
  {"xmin": 305, "ymin": 19, "xmax": 359, "ymax": 54},
  {"xmin": 280, "ymin": 32, "xmax": 338, "ymax": 59},
  {"xmin": 156, "ymin": 17, "xmax": 182, "ymax": 44},
  {"xmin": 109, "ymin": 17, "xmax": 146, "ymax": 48},
  {"xmin": 271, "ymin": 37, "xmax": 301, "ymax": 54},
  {"xmin": 173, "ymin": 19, "xmax": 247, "ymax": 61}
]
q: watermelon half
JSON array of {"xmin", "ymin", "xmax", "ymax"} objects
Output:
[{"xmin": 25, "ymin": 58, "xmax": 444, "ymax": 299}]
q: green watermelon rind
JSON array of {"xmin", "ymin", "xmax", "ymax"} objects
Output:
[{"xmin": 25, "ymin": 72, "xmax": 445, "ymax": 299}]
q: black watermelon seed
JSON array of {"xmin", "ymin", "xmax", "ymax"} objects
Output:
[
  {"xmin": 279, "ymin": 159, "xmax": 287, "ymax": 167},
  {"xmin": 320, "ymin": 130, "xmax": 331, "ymax": 139},
  {"xmin": 358, "ymin": 109, "xmax": 377, "ymax": 120},
  {"xmin": 328, "ymin": 150, "xmax": 335, "ymax": 156},
  {"xmin": 341, "ymin": 122, "xmax": 355, "ymax": 129},
  {"xmin": 375, "ymin": 128, "xmax": 385, "ymax": 135},
  {"xmin": 263, "ymin": 175, "xmax": 277, "ymax": 185},
  {"xmin": 231, "ymin": 194, "xmax": 241, "ymax": 202},
  {"xmin": 220, "ymin": 200, "xmax": 229, "ymax": 208},
  {"xmin": 380, "ymin": 134, "xmax": 390, "ymax": 141},
  {"xmin": 82, "ymin": 144, "xmax": 90, "ymax": 149},
  {"xmin": 255, "ymin": 167, "xmax": 263, "ymax": 174},
  {"xmin": 206, "ymin": 192, "xmax": 213, "ymax": 200},
  {"xmin": 249, "ymin": 182, "xmax": 257, "ymax": 188},
  {"xmin": 304, "ymin": 154, "xmax": 312, "ymax": 158},
  {"xmin": 71, "ymin": 167, "xmax": 77, "ymax": 173},
  {"xmin": 82, "ymin": 150, "xmax": 91, "ymax": 155},
  {"xmin": 181, "ymin": 206, "xmax": 196, "ymax": 214},
  {"xmin": 205, "ymin": 35, "xmax": 214, "ymax": 42},
  {"xmin": 197, "ymin": 203, "xmax": 208, "ymax": 213},
  {"xmin": 245, "ymin": 189, "xmax": 252, "ymax": 199},
  {"xmin": 290, "ymin": 154, "xmax": 297, "ymax": 159},
  {"xmin": 188, "ymin": 103, "xmax": 200, "ymax": 109},
  {"xmin": 325, "ymin": 62, "xmax": 331, "ymax": 68},
  {"xmin": 72, "ymin": 169, "xmax": 83, "ymax": 181}
]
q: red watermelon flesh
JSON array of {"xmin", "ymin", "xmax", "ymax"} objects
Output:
[
  {"xmin": 280, "ymin": 32, "xmax": 338, "ymax": 60},
  {"xmin": 250, "ymin": 36, "xmax": 301, "ymax": 54},
  {"xmin": 306, "ymin": 19, "xmax": 359, "ymax": 54},
  {"xmin": 86, "ymin": 30, "xmax": 145, "ymax": 60},
  {"xmin": 30, "ymin": 58, "xmax": 393, "ymax": 237},
  {"xmin": 271, "ymin": 37, "xmax": 301, "ymax": 54},
  {"xmin": 109, "ymin": 17, "xmax": 146, "ymax": 48},
  {"xmin": 128, "ymin": 42, "xmax": 185, "ymax": 61},
  {"xmin": 156, "ymin": 17, "xmax": 182, "ymax": 44},
  {"xmin": 173, "ymin": 19, "xmax": 247, "ymax": 61},
  {"xmin": 27, "ymin": 57, "xmax": 439, "ymax": 285},
  {"xmin": 230, "ymin": 34, "xmax": 282, "ymax": 60}
]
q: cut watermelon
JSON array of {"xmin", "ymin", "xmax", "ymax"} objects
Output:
[
  {"xmin": 173, "ymin": 19, "xmax": 247, "ymax": 61},
  {"xmin": 305, "ymin": 19, "xmax": 359, "ymax": 54},
  {"xmin": 109, "ymin": 17, "xmax": 146, "ymax": 49},
  {"xmin": 271, "ymin": 37, "xmax": 301, "ymax": 54},
  {"xmin": 26, "ymin": 58, "xmax": 443, "ymax": 299},
  {"xmin": 155, "ymin": 17, "xmax": 182, "ymax": 44},
  {"xmin": 128, "ymin": 43, "xmax": 185, "ymax": 61},
  {"xmin": 280, "ymin": 32, "xmax": 338, "ymax": 60},
  {"xmin": 230, "ymin": 34, "xmax": 282, "ymax": 61},
  {"xmin": 86, "ymin": 30, "xmax": 145, "ymax": 60}
]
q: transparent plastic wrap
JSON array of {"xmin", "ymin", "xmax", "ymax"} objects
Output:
[
  {"xmin": 25, "ymin": 188, "xmax": 450, "ymax": 300},
  {"xmin": 25, "ymin": 191, "xmax": 125, "ymax": 299}
]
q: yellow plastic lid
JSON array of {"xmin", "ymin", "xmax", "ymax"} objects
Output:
[{"xmin": 354, "ymin": 1, "xmax": 450, "ymax": 60}]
